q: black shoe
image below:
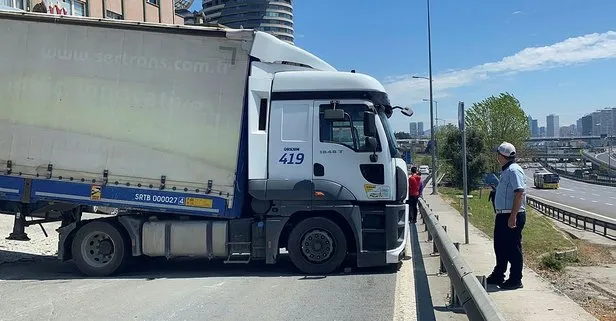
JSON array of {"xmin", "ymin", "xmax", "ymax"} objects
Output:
[
  {"xmin": 486, "ymin": 274, "xmax": 504, "ymax": 286},
  {"xmin": 499, "ymin": 279, "xmax": 523, "ymax": 290}
]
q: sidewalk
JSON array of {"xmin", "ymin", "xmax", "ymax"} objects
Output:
[{"xmin": 420, "ymin": 186, "xmax": 598, "ymax": 321}]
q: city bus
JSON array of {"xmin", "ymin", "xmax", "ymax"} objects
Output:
[{"xmin": 533, "ymin": 171, "xmax": 560, "ymax": 189}]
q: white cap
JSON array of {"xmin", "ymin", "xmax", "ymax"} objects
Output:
[{"xmin": 495, "ymin": 142, "xmax": 516, "ymax": 157}]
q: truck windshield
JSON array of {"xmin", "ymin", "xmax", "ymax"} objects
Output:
[{"xmin": 377, "ymin": 110, "xmax": 401, "ymax": 158}]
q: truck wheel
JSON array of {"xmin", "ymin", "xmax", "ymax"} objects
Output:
[
  {"xmin": 71, "ymin": 221, "xmax": 128, "ymax": 277},
  {"xmin": 287, "ymin": 217, "xmax": 347, "ymax": 274}
]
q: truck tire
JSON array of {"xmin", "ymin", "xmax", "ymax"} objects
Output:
[
  {"xmin": 287, "ymin": 217, "xmax": 347, "ymax": 274},
  {"xmin": 71, "ymin": 221, "xmax": 128, "ymax": 277}
]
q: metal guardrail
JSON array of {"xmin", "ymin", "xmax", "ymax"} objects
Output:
[
  {"xmin": 541, "ymin": 162, "xmax": 616, "ymax": 187},
  {"xmin": 418, "ymin": 198, "xmax": 506, "ymax": 321},
  {"xmin": 527, "ymin": 196, "xmax": 616, "ymax": 239}
]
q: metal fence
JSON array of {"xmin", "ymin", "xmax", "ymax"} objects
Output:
[
  {"xmin": 547, "ymin": 165, "xmax": 616, "ymax": 187},
  {"xmin": 527, "ymin": 196, "xmax": 616, "ymax": 239},
  {"xmin": 418, "ymin": 198, "xmax": 506, "ymax": 321}
]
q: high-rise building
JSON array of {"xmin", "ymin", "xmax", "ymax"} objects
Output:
[
  {"xmin": 202, "ymin": 0, "xmax": 294, "ymax": 44},
  {"xmin": 560, "ymin": 125, "xmax": 576, "ymax": 137},
  {"xmin": 4, "ymin": 0, "xmax": 184, "ymax": 23},
  {"xmin": 546, "ymin": 114, "xmax": 560, "ymax": 137},
  {"xmin": 598, "ymin": 108, "xmax": 616, "ymax": 136},
  {"xmin": 539, "ymin": 126, "xmax": 546, "ymax": 137},
  {"xmin": 409, "ymin": 122, "xmax": 418, "ymax": 137},
  {"xmin": 591, "ymin": 111, "xmax": 601, "ymax": 135},
  {"xmin": 408, "ymin": 122, "xmax": 424, "ymax": 137},
  {"xmin": 527, "ymin": 116, "xmax": 539, "ymax": 137},
  {"xmin": 580, "ymin": 115, "xmax": 593, "ymax": 136}
]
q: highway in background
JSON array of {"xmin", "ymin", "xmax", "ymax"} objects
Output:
[
  {"xmin": 594, "ymin": 151, "xmax": 616, "ymax": 165},
  {"xmin": 523, "ymin": 168, "xmax": 616, "ymax": 221},
  {"xmin": 584, "ymin": 150, "xmax": 616, "ymax": 170}
]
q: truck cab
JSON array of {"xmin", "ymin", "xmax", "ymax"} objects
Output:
[{"xmin": 247, "ymin": 61, "xmax": 412, "ymax": 272}]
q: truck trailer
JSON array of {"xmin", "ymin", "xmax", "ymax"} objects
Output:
[{"xmin": 0, "ymin": 11, "xmax": 412, "ymax": 276}]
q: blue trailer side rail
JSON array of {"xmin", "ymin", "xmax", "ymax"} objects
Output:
[{"xmin": 0, "ymin": 174, "xmax": 231, "ymax": 218}]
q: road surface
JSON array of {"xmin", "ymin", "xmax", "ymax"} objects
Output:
[
  {"xmin": 0, "ymin": 214, "xmax": 418, "ymax": 321},
  {"xmin": 524, "ymin": 168, "xmax": 616, "ymax": 220},
  {"xmin": 584, "ymin": 150, "xmax": 616, "ymax": 170}
]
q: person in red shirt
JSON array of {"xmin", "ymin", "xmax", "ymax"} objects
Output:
[{"xmin": 407, "ymin": 167, "xmax": 422, "ymax": 223}]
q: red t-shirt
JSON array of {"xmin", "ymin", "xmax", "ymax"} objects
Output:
[{"xmin": 408, "ymin": 174, "xmax": 421, "ymax": 197}]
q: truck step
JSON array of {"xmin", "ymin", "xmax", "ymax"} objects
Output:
[
  {"xmin": 224, "ymin": 253, "xmax": 252, "ymax": 264},
  {"xmin": 224, "ymin": 241, "xmax": 252, "ymax": 264}
]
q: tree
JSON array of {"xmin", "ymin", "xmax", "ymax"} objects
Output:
[
  {"xmin": 395, "ymin": 131, "xmax": 412, "ymax": 139},
  {"xmin": 465, "ymin": 93, "xmax": 530, "ymax": 171},
  {"xmin": 440, "ymin": 127, "xmax": 488, "ymax": 190}
]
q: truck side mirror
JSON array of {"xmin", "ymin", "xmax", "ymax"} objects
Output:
[
  {"xmin": 365, "ymin": 137, "xmax": 378, "ymax": 151},
  {"xmin": 363, "ymin": 112, "xmax": 376, "ymax": 137},
  {"xmin": 365, "ymin": 137, "xmax": 378, "ymax": 162},
  {"xmin": 323, "ymin": 109, "xmax": 345, "ymax": 121}
]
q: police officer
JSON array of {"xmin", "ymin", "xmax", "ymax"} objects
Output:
[{"xmin": 486, "ymin": 142, "xmax": 526, "ymax": 290}]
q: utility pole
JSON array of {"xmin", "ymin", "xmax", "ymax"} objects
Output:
[
  {"xmin": 426, "ymin": 0, "xmax": 437, "ymax": 194},
  {"xmin": 459, "ymin": 102, "xmax": 469, "ymax": 244}
]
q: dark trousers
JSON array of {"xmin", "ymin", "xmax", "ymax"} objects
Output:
[
  {"xmin": 491, "ymin": 212, "xmax": 526, "ymax": 282},
  {"xmin": 407, "ymin": 196, "xmax": 419, "ymax": 223}
]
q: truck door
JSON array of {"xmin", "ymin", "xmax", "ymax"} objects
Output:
[
  {"xmin": 267, "ymin": 100, "xmax": 314, "ymax": 200},
  {"xmin": 312, "ymin": 100, "xmax": 393, "ymax": 201}
]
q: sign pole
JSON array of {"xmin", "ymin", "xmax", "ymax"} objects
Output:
[{"xmin": 458, "ymin": 101, "xmax": 470, "ymax": 244}]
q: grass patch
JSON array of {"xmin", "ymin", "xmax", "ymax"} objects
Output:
[
  {"xmin": 540, "ymin": 252, "xmax": 579, "ymax": 271},
  {"xmin": 439, "ymin": 187, "xmax": 575, "ymax": 270},
  {"xmin": 413, "ymin": 154, "xmax": 432, "ymax": 166},
  {"xmin": 572, "ymin": 239, "xmax": 616, "ymax": 266}
]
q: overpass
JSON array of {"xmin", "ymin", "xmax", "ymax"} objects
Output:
[
  {"xmin": 581, "ymin": 150, "xmax": 616, "ymax": 171},
  {"xmin": 525, "ymin": 146, "xmax": 583, "ymax": 160},
  {"xmin": 526, "ymin": 135, "xmax": 616, "ymax": 142}
]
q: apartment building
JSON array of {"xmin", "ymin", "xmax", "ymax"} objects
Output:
[{"xmin": 2, "ymin": 0, "xmax": 184, "ymax": 24}]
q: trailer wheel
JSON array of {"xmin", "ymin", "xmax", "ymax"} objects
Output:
[
  {"xmin": 71, "ymin": 221, "xmax": 128, "ymax": 277},
  {"xmin": 287, "ymin": 217, "xmax": 347, "ymax": 274}
]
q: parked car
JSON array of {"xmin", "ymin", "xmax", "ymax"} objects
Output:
[{"xmin": 419, "ymin": 165, "xmax": 430, "ymax": 175}]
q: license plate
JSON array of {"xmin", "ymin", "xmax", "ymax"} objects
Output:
[{"xmin": 185, "ymin": 197, "xmax": 213, "ymax": 208}]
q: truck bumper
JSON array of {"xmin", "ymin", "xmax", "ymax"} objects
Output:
[
  {"xmin": 385, "ymin": 203, "xmax": 408, "ymax": 263},
  {"xmin": 357, "ymin": 203, "xmax": 408, "ymax": 267},
  {"xmin": 386, "ymin": 228, "xmax": 408, "ymax": 263}
]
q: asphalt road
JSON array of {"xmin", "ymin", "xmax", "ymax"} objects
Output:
[
  {"xmin": 523, "ymin": 168, "xmax": 616, "ymax": 220},
  {"xmin": 585, "ymin": 150, "xmax": 616, "ymax": 170},
  {"xmin": 0, "ymin": 254, "xmax": 406, "ymax": 321}
]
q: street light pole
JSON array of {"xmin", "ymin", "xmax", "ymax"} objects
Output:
[
  {"xmin": 426, "ymin": 0, "xmax": 437, "ymax": 194},
  {"xmin": 423, "ymin": 98, "xmax": 439, "ymax": 171}
]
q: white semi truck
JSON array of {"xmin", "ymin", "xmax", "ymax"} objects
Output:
[{"xmin": 0, "ymin": 11, "xmax": 412, "ymax": 276}]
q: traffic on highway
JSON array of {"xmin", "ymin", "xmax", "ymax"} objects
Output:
[{"xmin": 523, "ymin": 165, "xmax": 616, "ymax": 221}]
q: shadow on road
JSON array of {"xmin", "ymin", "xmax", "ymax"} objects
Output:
[
  {"xmin": 0, "ymin": 250, "xmax": 399, "ymax": 281},
  {"xmin": 409, "ymin": 224, "xmax": 437, "ymax": 321}
]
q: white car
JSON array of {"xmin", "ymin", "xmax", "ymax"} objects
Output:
[{"xmin": 419, "ymin": 165, "xmax": 430, "ymax": 175}]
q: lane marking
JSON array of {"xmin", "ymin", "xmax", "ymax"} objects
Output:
[
  {"xmin": 393, "ymin": 233, "xmax": 416, "ymax": 321},
  {"xmin": 593, "ymin": 193, "xmax": 601, "ymax": 197},
  {"xmin": 529, "ymin": 195, "xmax": 616, "ymax": 223},
  {"xmin": 579, "ymin": 198, "xmax": 586, "ymax": 201},
  {"xmin": 606, "ymin": 203, "xmax": 614, "ymax": 206},
  {"xmin": 592, "ymin": 200, "xmax": 598, "ymax": 203}
]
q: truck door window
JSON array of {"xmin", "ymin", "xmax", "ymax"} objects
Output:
[{"xmin": 319, "ymin": 104, "xmax": 381, "ymax": 152}]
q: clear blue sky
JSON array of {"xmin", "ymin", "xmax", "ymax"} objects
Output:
[{"xmin": 286, "ymin": 0, "xmax": 616, "ymax": 132}]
